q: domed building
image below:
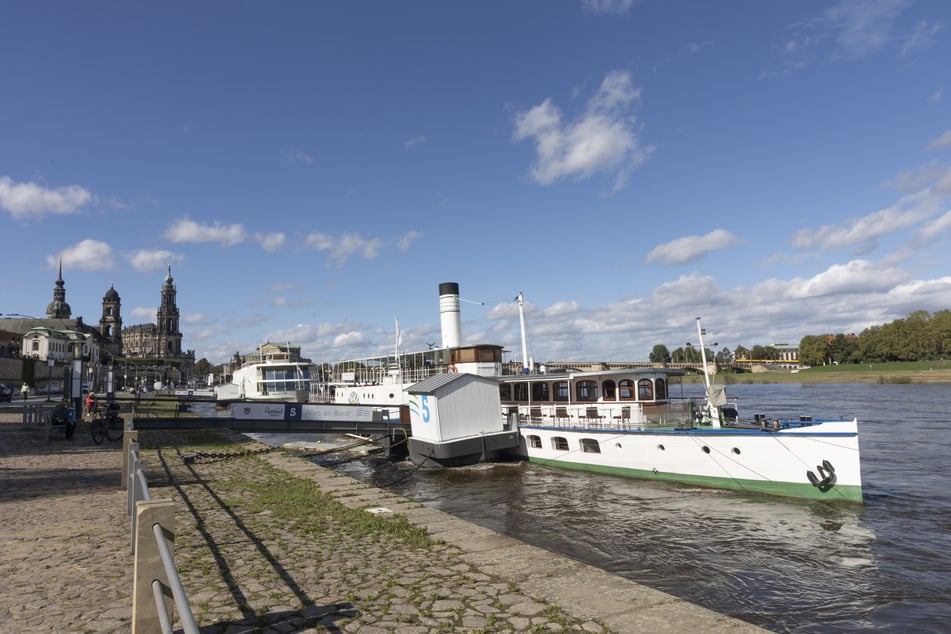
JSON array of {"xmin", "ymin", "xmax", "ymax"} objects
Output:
[{"xmin": 1, "ymin": 263, "xmax": 194, "ymax": 391}]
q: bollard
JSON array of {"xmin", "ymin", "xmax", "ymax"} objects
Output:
[{"xmin": 132, "ymin": 499, "xmax": 175, "ymax": 634}]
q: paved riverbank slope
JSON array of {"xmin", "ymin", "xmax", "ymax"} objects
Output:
[{"xmin": 1, "ymin": 413, "xmax": 765, "ymax": 633}]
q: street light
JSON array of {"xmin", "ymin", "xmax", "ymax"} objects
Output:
[{"xmin": 46, "ymin": 358, "xmax": 54, "ymax": 402}]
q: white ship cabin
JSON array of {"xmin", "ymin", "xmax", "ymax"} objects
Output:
[
  {"xmin": 498, "ymin": 367, "xmax": 696, "ymax": 428},
  {"xmin": 322, "ymin": 344, "xmax": 504, "ymax": 404},
  {"xmin": 220, "ymin": 342, "xmax": 312, "ymax": 401}
]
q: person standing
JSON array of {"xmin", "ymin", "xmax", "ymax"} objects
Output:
[
  {"xmin": 85, "ymin": 391, "xmax": 97, "ymax": 418},
  {"xmin": 20, "ymin": 382, "xmax": 29, "ymax": 401}
]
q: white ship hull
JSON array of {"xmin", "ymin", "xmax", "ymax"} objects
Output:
[{"xmin": 515, "ymin": 418, "xmax": 862, "ymax": 502}]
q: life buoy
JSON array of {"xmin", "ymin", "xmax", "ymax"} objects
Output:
[{"xmin": 447, "ymin": 365, "xmax": 457, "ymax": 373}]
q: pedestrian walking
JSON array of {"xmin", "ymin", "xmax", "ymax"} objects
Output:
[{"xmin": 20, "ymin": 382, "xmax": 29, "ymax": 401}]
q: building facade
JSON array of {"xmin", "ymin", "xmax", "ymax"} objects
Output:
[{"xmin": 3, "ymin": 264, "xmax": 194, "ymax": 389}]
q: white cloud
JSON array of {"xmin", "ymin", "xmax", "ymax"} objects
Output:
[
  {"xmin": 581, "ymin": 0, "xmax": 635, "ymax": 14},
  {"xmin": 397, "ymin": 230, "xmax": 423, "ymax": 251},
  {"xmin": 769, "ymin": 0, "xmax": 913, "ymax": 76},
  {"xmin": 305, "ymin": 231, "xmax": 383, "ymax": 266},
  {"xmin": 164, "ymin": 219, "xmax": 246, "ymax": 246},
  {"xmin": 128, "ymin": 249, "xmax": 182, "ymax": 273},
  {"xmin": 513, "ymin": 70, "xmax": 652, "ymax": 193},
  {"xmin": 332, "ymin": 330, "xmax": 370, "ymax": 349},
  {"xmin": 926, "ymin": 129, "xmax": 951, "ymax": 150},
  {"xmin": 790, "ymin": 191, "xmax": 939, "ymax": 251},
  {"xmin": 823, "ymin": 0, "xmax": 908, "ymax": 61},
  {"xmin": 46, "ymin": 239, "xmax": 113, "ymax": 272},
  {"xmin": 645, "ymin": 229, "xmax": 741, "ymax": 265},
  {"xmin": 918, "ymin": 209, "xmax": 951, "ymax": 241},
  {"xmin": 787, "ymin": 259, "xmax": 909, "ymax": 298},
  {"xmin": 0, "ymin": 176, "xmax": 94, "ymax": 220},
  {"xmin": 130, "ymin": 306, "xmax": 156, "ymax": 321},
  {"xmin": 281, "ymin": 149, "xmax": 314, "ymax": 165},
  {"xmin": 255, "ymin": 232, "xmax": 286, "ymax": 252},
  {"xmin": 900, "ymin": 19, "xmax": 944, "ymax": 58},
  {"xmin": 404, "ymin": 135, "xmax": 426, "ymax": 150}
]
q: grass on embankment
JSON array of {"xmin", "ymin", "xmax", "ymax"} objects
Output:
[{"xmin": 703, "ymin": 360, "xmax": 951, "ymax": 384}]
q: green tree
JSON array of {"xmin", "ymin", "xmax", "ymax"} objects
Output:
[
  {"xmin": 828, "ymin": 334, "xmax": 858, "ymax": 364},
  {"xmin": 798, "ymin": 335, "xmax": 830, "ymax": 367},
  {"xmin": 194, "ymin": 358, "xmax": 213, "ymax": 382},
  {"xmin": 733, "ymin": 345, "xmax": 750, "ymax": 362},
  {"xmin": 930, "ymin": 310, "xmax": 951, "ymax": 358},
  {"xmin": 649, "ymin": 344, "xmax": 671, "ymax": 364},
  {"xmin": 858, "ymin": 325, "xmax": 884, "ymax": 362}
]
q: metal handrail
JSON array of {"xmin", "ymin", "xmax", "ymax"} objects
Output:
[
  {"xmin": 128, "ymin": 441, "xmax": 199, "ymax": 634},
  {"xmin": 152, "ymin": 522, "xmax": 198, "ymax": 633}
]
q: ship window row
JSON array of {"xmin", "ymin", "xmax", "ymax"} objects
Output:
[
  {"xmin": 264, "ymin": 368, "xmax": 311, "ymax": 380},
  {"xmin": 502, "ymin": 378, "xmax": 667, "ymax": 403},
  {"xmin": 526, "ymin": 435, "xmax": 602, "ymax": 454}
]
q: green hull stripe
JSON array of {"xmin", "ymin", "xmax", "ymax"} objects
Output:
[{"xmin": 528, "ymin": 457, "xmax": 863, "ymax": 503}]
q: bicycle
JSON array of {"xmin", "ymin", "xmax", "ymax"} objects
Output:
[{"xmin": 90, "ymin": 403, "xmax": 125, "ymax": 444}]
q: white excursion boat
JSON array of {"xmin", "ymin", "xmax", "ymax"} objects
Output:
[
  {"xmin": 216, "ymin": 342, "xmax": 313, "ymax": 402},
  {"xmin": 321, "ymin": 283, "xmax": 863, "ymax": 503}
]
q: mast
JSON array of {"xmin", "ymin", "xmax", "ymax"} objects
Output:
[
  {"xmin": 695, "ymin": 317, "xmax": 722, "ymax": 428},
  {"xmin": 696, "ymin": 317, "xmax": 712, "ymax": 393},
  {"xmin": 517, "ymin": 292, "xmax": 530, "ymax": 373}
]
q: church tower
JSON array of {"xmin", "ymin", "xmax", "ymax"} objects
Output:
[
  {"xmin": 45, "ymin": 257, "xmax": 72, "ymax": 319},
  {"xmin": 99, "ymin": 284, "xmax": 123, "ymax": 357},
  {"xmin": 156, "ymin": 265, "xmax": 182, "ymax": 358}
]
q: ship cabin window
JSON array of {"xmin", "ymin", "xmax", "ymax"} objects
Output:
[
  {"xmin": 656, "ymin": 378, "xmax": 668, "ymax": 400},
  {"xmin": 618, "ymin": 379, "xmax": 634, "ymax": 400},
  {"xmin": 499, "ymin": 383, "xmax": 512, "ymax": 401},
  {"xmin": 553, "ymin": 381, "xmax": 569, "ymax": 401},
  {"xmin": 576, "ymin": 380, "xmax": 598, "ymax": 402},
  {"xmin": 453, "ymin": 345, "xmax": 502, "ymax": 363},
  {"xmin": 527, "ymin": 435, "xmax": 542, "ymax": 449},
  {"xmin": 552, "ymin": 436, "xmax": 569, "ymax": 451},
  {"xmin": 513, "ymin": 382, "xmax": 529, "ymax": 402},
  {"xmin": 580, "ymin": 438, "xmax": 601, "ymax": 454},
  {"xmin": 602, "ymin": 380, "xmax": 616, "ymax": 400},
  {"xmin": 532, "ymin": 382, "xmax": 550, "ymax": 401},
  {"xmin": 638, "ymin": 379, "xmax": 654, "ymax": 401},
  {"xmin": 479, "ymin": 347, "xmax": 501, "ymax": 362}
]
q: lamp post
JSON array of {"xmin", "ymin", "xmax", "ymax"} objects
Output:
[
  {"xmin": 69, "ymin": 342, "xmax": 83, "ymax": 422},
  {"xmin": 46, "ymin": 358, "xmax": 54, "ymax": 402}
]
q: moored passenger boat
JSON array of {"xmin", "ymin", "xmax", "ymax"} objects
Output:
[
  {"xmin": 216, "ymin": 342, "xmax": 312, "ymax": 402},
  {"xmin": 322, "ymin": 283, "xmax": 863, "ymax": 502},
  {"xmin": 500, "ymin": 364, "xmax": 862, "ymax": 502}
]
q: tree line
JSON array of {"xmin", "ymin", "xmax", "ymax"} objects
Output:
[
  {"xmin": 798, "ymin": 310, "xmax": 951, "ymax": 366},
  {"xmin": 649, "ymin": 310, "xmax": 951, "ymax": 367}
]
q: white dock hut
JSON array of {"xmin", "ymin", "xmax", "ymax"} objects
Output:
[{"xmin": 406, "ymin": 373, "xmax": 519, "ymax": 467}]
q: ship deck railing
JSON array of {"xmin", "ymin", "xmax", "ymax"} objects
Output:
[{"xmin": 512, "ymin": 401, "xmax": 696, "ymax": 430}]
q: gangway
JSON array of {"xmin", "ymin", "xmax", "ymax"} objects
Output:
[{"xmin": 131, "ymin": 401, "xmax": 412, "ymax": 455}]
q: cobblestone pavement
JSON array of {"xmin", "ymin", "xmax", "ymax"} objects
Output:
[
  {"xmin": 0, "ymin": 412, "xmax": 131, "ymax": 633},
  {"xmin": 1, "ymin": 411, "xmax": 764, "ymax": 633}
]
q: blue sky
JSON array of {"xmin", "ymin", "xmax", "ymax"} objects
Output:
[{"xmin": 2, "ymin": 1, "xmax": 950, "ymax": 365}]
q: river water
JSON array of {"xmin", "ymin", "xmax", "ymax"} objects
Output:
[{"xmin": 271, "ymin": 383, "xmax": 951, "ymax": 632}]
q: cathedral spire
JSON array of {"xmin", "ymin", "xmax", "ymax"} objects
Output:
[{"xmin": 46, "ymin": 255, "xmax": 72, "ymax": 319}]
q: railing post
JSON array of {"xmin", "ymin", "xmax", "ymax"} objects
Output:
[
  {"xmin": 123, "ymin": 431, "xmax": 139, "ymax": 491},
  {"xmin": 132, "ymin": 499, "xmax": 175, "ymax": 634},
  {"xmin": 130, "ymin": 456, "xmax": 149, "ymax": 553}
]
